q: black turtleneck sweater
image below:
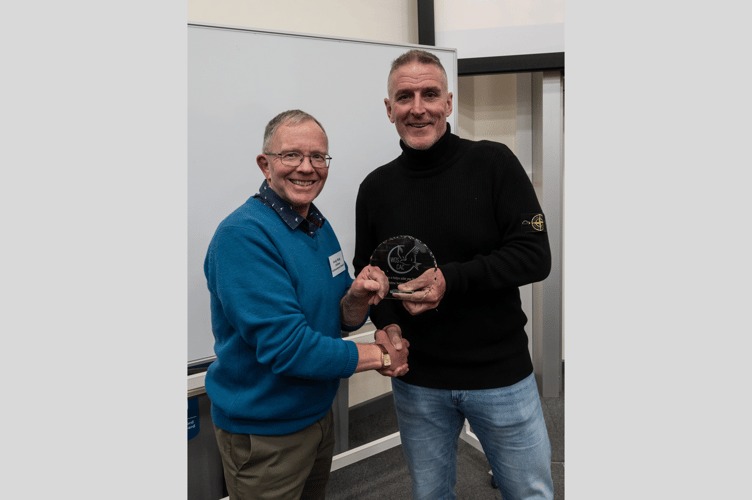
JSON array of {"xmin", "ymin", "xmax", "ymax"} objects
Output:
[{"xmin": 353, "ymin": 124, "xmax": 551, "ymax": 390}]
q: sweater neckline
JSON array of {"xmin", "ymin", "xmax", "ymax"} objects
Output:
[{"xmin": 398, "ymin": 123, "xmax": 461, "ymax": 176}]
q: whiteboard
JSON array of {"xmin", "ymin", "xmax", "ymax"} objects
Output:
[{"xmin": 188, "ymin": 23, "xmax": 457, "ymax": 365}]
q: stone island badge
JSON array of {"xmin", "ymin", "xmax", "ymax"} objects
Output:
[{"xmin": 522, "ymin": 213, "xmax": 547, "ymax": 233}]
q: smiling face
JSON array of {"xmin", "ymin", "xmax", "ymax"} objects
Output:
[
  {"xmin": 256, "ymin": 119, "xmax": 329, "ymax": 218},
  {"xmin": 385, "ymin": 62, "xmax": 453, "ymax": 150}
]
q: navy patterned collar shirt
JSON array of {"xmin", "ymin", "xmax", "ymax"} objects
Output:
[{"xmin": 253, "ymin": 181, "xmax": 325, "ymax": 238}]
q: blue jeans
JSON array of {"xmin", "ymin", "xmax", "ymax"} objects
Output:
[{"xmin": 391, "ymin": 373, "xmax": 553, "ymax": 500}]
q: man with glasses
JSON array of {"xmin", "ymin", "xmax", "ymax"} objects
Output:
[
  {"xmin": 353, "ymin": 51, "xmax": 554, "ymax": 499},
  {"xmin": 204, "ymin": 109, "xmax": 410, "ymax": 500}
]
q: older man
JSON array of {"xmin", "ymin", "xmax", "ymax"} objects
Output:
[
  {"xmin": 353, "ymin": 51, "xmax": 554, "ymax": 499},
  {"xmin": 205, "ymin": 109, "xmax": 409, "ymax": 500}
]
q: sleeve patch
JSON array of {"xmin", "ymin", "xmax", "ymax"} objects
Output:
[{"xmin": 521, "ymin": 213, "xmax": 547, "ymax": 233}]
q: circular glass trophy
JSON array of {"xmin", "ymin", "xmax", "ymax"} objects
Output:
[{"xmin": 369, "ymin": 235, "xmax": 438, "ymax": 298}]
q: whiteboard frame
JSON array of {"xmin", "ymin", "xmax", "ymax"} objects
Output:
[{"xmin": 188, "ymin": 23, "xmax": 458, "ymax": 366}]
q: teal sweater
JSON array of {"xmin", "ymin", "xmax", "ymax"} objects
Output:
[{"xmin": 204, "ymin": 195, "xmax": 359, "ymax": 435}]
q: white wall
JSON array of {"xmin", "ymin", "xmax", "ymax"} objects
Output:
[
  {"xmin": 188, "ymin": 0, "xmax": 419, "ymax": 45},
  {"xmin": 458, "ymin": 74, "xmax": 518, "ymax": 153}
]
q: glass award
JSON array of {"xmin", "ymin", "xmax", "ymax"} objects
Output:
[{"xmin": 369, "ymin": 235, "xmax": 438, "ymax": 298}]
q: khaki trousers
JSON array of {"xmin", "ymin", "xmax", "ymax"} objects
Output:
[{"xmin": 213, "ymin": 409, "xmax": 335, "ymax": 500}]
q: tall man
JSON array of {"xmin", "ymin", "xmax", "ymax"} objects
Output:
[
  {"xmin": 353, "ymin": 51, "xmax": 554, "ymax": 500},
  {"xmin": 205, "ymin": 110, "xmax": 409, "ymax": 500}
]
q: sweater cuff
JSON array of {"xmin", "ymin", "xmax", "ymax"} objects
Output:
[
  {"xmin": 341, "ymin": 339, "xmax": 359, "ymax": 378},
  {"xmin": 341, "ymin": 307, "xmax": 369, "ymax": 332},
  {"xmin": 439, "ymin": 263, "xmax": 459, "ymax": 296}
]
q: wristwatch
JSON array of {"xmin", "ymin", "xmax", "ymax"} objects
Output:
[{"xmin": 376, "ymin": 343, "xmax": 391, "ymax": 368}]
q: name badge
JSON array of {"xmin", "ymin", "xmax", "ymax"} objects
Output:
[{"xmin": 329, "ymin": 251, "xmax": 346, "ymax": 277}]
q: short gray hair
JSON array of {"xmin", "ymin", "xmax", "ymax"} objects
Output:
[
  {"xmin": 387, "ymin": 49, "xmax": 448, "ymax": 96},
  {"xmin": 262, "ymin": 110, "xmax": 328, "ymax": 152}
]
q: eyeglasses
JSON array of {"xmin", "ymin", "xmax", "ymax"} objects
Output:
[{"xmin": 265, "ymin": 151, "xmax": 332, "ymax": 169}]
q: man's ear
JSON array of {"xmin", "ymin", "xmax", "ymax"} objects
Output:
[
  {"xmin": 256, "ymin": 154, "xmax": 270, "ymax": 179},
  {"xmin": 445, "ymin": 92, "xmax": 453, "ymax": 118},
  {"xmin": 384, "ymin": 98, "xmax": 395, "ymax": 123}
]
